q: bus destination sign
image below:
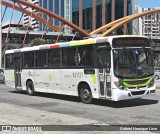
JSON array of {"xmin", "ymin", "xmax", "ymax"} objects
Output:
[{"xmin": 113, "ymin": 38, "xmax": 150, "ymax": 48}]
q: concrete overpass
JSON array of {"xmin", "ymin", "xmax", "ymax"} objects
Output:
[
  {"xmin": 2, "ymin": 30, "xmax": 82, "ymax": 48},
  {"xmin": 2, "ymin": 29, "xmax": 160, "ymax": 48}
]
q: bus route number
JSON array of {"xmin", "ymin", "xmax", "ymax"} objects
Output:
[{"xmin": 73, "ymin": 72, "xmax": 83, "ymax": 78}]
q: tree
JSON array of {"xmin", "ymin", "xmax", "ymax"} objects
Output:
[
  {"xmin": 30, "ymin": 38, "xmax": 45, "ymax": 47},
  {"xmin": 47, "ymin": 39, "xmax": 56, "ymax": 44}
]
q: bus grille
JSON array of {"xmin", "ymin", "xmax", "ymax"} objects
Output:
[
  {"xmin": 128, "ymin": 86, "xmax": 146, "ymax": 89},
  {"xmin": 131, "ymin": 90, "xmax": 145, "ymax": 95},
  {"xmin": 125, "ymin": 79, "xmax": 149, "ymax": 85}
]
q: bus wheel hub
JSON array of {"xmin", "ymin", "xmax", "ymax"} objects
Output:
[{"xmin": 83, "ymin": 89, "xmax": 90, "ymax": 99}]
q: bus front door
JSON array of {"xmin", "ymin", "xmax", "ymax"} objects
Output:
[
  {"xmin": 97, "ymin": 49, "xmax": 111, "ymax": 98},
  {"xmin": 14, "ymin": 53, "xmax": 22, "ymax": 90}
]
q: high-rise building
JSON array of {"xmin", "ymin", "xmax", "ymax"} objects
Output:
[
  {"xmin": 39, "ymin": 0, "xmax": 65, "ymax": 31},
  {"xmin": 72, "ymin": 0, "xmax": 137, "ymax": 35},
  {"xmin": 23, "ymin": 0, "xmax": 137, "ymax": 35},
  {"xmin": 23, "ymin": 0, "xmax": 39, "ymax": 31},
  {"xmin": 136, "ymin": 6, "xmax": 160, "ymax": 37},
  {"xmin": 23, "ymin": 0, "xmax": 65, "ymax": 31}
]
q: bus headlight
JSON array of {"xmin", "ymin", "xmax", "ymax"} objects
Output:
[
  {"xmin": 114, "ymin": 81, "xmax": 126, "ymax": 90},
  {"xmin": 148, "ymin": 79, "xmax": 154, "ymax": 88}
]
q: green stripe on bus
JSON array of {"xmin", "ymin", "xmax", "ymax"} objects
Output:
[
  {"xmin": 11, "ymin": 74, "xmax": 14, "ymax": 81},
  {"xmin": 90, "ymin": 74, "xmax": 96, "ymax": 84},
  {"xmin": 48, "ymin": 74, "xmax": 52, "ymax": 82}
]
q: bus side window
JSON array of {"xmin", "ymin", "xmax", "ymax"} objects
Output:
[
  {"xmin": 24, "ymin": 52, "xmax": 34, "ymax": 68},
  {"xmin": 35, "ymin": 51, "xmax": 47, "ymax": 68},
  {"xmin": 62, "ymin": 48, "xmax": 76, "ymax": 67},
  {"xmin": 48, "ymin": 49, "xmax": 60, "ymax": 68},
  {"xmin": 78, "ymin": 46, "xmax": 94, "ymax": 67}
]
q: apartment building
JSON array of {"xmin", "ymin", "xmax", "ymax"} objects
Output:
[
  {"xmin": 137, "ymin": 6, "xmax": 160, "ymax": 37},
  {"xmin": 23, "ymin": 0, "xmax": 39, "ymax": 31}
]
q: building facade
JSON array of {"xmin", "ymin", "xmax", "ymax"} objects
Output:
[
  {"xmin": 72, "ymin": 0, "xmax": 136, "ymax": 34},
  {"xmin": 137, "ymin": 6, "xmax": 160, "ymax": 37},
  {"xmin": 2, "ymin": 20, "xmax": 23, "ymax": 31},
  {"xmin": 39, "ymin": 0, "xmax": 65, "ymax": 31},
  {"xmin": 23, "ymin": 0, "xmax": 65, "ymax": 31},
  {"xmin": 23, "ymin": 0, "xmax": 136, "ymax": 35},
  {"xmin": 23, "ymin": 0, "xmax": 39, "ymax": 31}
]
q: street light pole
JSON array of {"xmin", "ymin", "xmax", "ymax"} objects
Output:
[{"xmin": 0, "ymin": 0, "xmax": 2, "ymax": 68}]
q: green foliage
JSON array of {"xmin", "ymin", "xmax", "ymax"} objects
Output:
[
  {"xmin": 47, "ymin": 39, "xmax": 66, "ymax": 44},
  {"xmin": 48, "ymin": 39, "xmax": 56, "ymax": 44},
  {"xmin": 58, "ymin": 40, "xmax": 65, "ymax": 42},
  {"xmin": 30, "ymin": 38, "xmax": 45, "ymax": 47}
]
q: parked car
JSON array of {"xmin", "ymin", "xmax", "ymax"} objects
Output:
[
  {"xmin": 0, "ymin": 68, "xmax": 5, "ymax": 83},
  {"xmin": 154, "ymin": 70, "xmax": 160, "ymax": 80}
]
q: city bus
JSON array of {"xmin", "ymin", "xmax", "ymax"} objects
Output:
[{"xmin": 4, "ymin": 35, "xmax": 155, "ymax": 103}]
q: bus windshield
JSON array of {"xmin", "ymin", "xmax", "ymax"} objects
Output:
[{"xmin": 113, "ymin": 48, "xmax": 154, "ymax": 78}]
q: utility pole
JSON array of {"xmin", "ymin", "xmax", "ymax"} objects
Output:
[{"xmin": 0, "ymin": 0, "xmax": 2, "ymax": 68}]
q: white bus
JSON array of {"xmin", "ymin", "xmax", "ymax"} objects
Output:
[{"xmin": 5, "ymin": 35, "xmax": 155, "ymax": 103}]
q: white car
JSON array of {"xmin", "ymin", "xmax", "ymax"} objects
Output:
[
  {"xmin": 154, "ymin": 70, "xmax": 160, "ymax": 80},
  {"xmin": 0, "ymin": 68, "xmax": 5, "ymax": 83}
]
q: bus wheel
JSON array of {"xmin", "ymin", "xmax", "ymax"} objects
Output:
[
  {"xmin": 26, "ymin": 81, "xmax": 35, "ymax": 96},
  {"xmin": 80, "ymin": 85, "xmax": 93, "ymax": 104}
]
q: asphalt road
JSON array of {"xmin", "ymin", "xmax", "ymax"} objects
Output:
[{"xmin": 0, "ymin": 82, "xmax": 160, "ymax": 126}]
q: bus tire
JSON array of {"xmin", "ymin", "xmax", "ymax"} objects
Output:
[
  {"xmin": 26, "ymin": 81, "xmax": 35, "ymax": 96},
  {"xmin": 80, "ymin": 84, "xmax": 93, "ymax": 104}
]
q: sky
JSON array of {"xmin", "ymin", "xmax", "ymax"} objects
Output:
[
  {"xmin": 1, "ymin": 0, "xmax": 160, "ymax": 22},
  {"xmin": 137, "ymin": 0, "xmax": 160, "ymax": 8}
]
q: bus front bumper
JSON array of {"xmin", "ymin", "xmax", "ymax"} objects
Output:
[{"xmin": 112, "ymin": 86, "xmax": 156, "ymax": 101}]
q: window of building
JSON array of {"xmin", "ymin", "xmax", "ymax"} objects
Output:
[
  {"xmin": 49, "ymin": 0, "xmax": 53, "ymax": 11},
  {"xmin": 61, "ymin": 0, "xmax": 65, "ymax": 18},
  {"xmin": 72, "ymin": 0, "xmax": 79, "ymax": 27},
  {"xmin": 35, "ymin": 51, "xmax": 46, "ymax": 68},
  {"xmin": 23, "ymin": 52, "xmax": 34, "ymax": 68},
  {"xmin": 48, "ymin": 49, "xmax": 60, "ymax": 68},
  {"xmin": 77, "ymin": 45, "xmax": 94, "ymax": 67},
  {"xmin": 5, "ymin": 54, "xmax": 14, "ymax": 69},
  {"xmin": 62, "ymin": 48, "xmax": 76, "ymax": 67},
  {"xmin": 83, "ymin": 0, "xmax": 92, "ymax": 31},
  {"xmin": 54, "ymin": 0, "xmax": 59, "ymax": 26}
]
